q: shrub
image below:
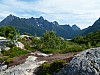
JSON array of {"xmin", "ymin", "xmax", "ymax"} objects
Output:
[
  {"xmin": 96, "ymin": 42, "xmax": 100, "ymax": 47},
  {"xmin": 40, "ymin": 48, "xmax": 61, "ymax": 54},
  {"xmin": 37, "ymin": 60, "xmax": 66, "ymax": 75},
  {"xmin": 50, "ymin": 60, "xmax": 66, "ymax": 72},
  {"xmin": 1, "ymin": 47, "xmax": 28, "ymax": 58}
]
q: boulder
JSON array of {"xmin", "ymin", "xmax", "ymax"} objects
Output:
[{"xmin": 57, "ymin": 47, "xmax": 100, "ymax": 75}]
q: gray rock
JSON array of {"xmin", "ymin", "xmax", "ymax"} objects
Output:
[
  {"xmin": 15, "ymin": 42, "xmax": 24, "ymax": 49},
  {"xmin": 0, "ymin": 65, "xmax": 7, "ymax": 71},
  {"xmin": 57, "ymin": 47, "xmax": 100, "ymax": 75},
  {"xmin": 3, "ymin": 47, "xmax": 10, "ymax": 51},
  {"xmin": 0, "ymin": 56, "xmax": 46, "ymax": 75}
]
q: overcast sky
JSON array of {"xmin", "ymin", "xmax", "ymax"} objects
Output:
[{"xmin": 0, "ymin": 0, "xmax": 100, "ymax": 29}]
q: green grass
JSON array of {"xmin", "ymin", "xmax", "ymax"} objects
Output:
[{"xmin": 1, "ymin": 47, "xmax": 28, "ymax": 58}]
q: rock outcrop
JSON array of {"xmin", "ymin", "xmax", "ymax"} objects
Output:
[
  {"xmin": 57, "ymin": 47, "xmax": 100, "ymax": 75},
  {"xmin": 0, "ymin": 56, "xmax": 46, "ymax": 75},
  {"xmin": 15, "ymin": 42, "xmax": 24, "ymax": 49},
  {"xmin": 0, "ymin": 40, "xmax": 11, "ymax": 53}
]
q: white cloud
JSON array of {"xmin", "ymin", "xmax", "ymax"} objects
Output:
[{"xmin": 0, "ymin": 0, "xmax": 100, "ymax": 29}]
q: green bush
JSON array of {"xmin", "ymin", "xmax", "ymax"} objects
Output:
[
  {"xmin": 0, "ymin": 57, "xmax": 15, "ymax": 64},
  {"xmin": 96, "ymin": 42, "xmax": 100, "ymax": 47},
  {"xmin": 72, "ymin": 30, "xmax": 100, "ymax": 48},
  {"xmin": 38, "ymin": 62, "xmax": 51, "ymax": 75},
  {"xmin": 6, "ymin": 43, "xmax": 16, "ymax": 48},
  {"xmin": 1, "ymin": 47, "xmax": 28, "ymax": 58},
  {"xmin": 37, "ymin": 60, "xmax": 66, "ymax": 75},
  {"xmin": 0, "ymin": 57, "xmax": 7, "ymax": 62},
  {"xmin": 24, "ymin": 45, "xmax": 36, "ymax": 52},
  {"xmin": 62, "ymin": 45, "xmax": 83, "ymax": 53},
  {"xmin": 40, "ymin": 48, "xmax": 61, "ymax": 54},
  {"xmin": 19, "ymin": 31, "xmax": 86, "ymax": 53},
  {"xmin": 50, "ymin": 60, "xmax": 66, "ymax": 72},
  {"xmin": 0, "ymin": 26, "xmax": 19, "ymax": 40}
]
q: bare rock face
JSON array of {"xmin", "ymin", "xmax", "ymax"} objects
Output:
[
  {"xmin": 57, "ymin": 47, "xmax": 100, "ymax": 75},
  {"xmin": 0, "ymin": 65, "xmax": 7, "ymax": 71},
  {"xmin": 0, "ymin": 56, "xmax": 46, "ymax": 75},
  {"xmin": 15, "ymin": 42, "xmax": 24, "ymax": 49}
]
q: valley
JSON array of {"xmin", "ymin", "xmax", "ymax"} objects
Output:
[{"xmin": 0, "ymin": 15, "xmax": 100, "ymax": 75}]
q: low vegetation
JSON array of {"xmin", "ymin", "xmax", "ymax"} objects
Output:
[
  {"xmin": 72, "ymin": 30, "xmax": 100, "ymax": 48},
  {"xmin": 21, "ymin": 31, "xmax": 84, "ymax": 53},
  {"xmin": 0, "ymin": 26, "xmax": 100, "ymax": 66},
  {"xmin": 21, "ymin": 30, "xmax": 100, "ymax": 54},
  {"xmin": 0, "ymin": 26, "xmax": 19, "ymax": 40},
  {"xmin": 1, "ymin": 47, "xmax": 28, "ymax": 58},
  {"xmin": 36, "ymin": 60, "xmax": 66, "ymax": 75},
  {"xmin": 1, "ymin": 47, "xmax": 28, "ymax": 64}
]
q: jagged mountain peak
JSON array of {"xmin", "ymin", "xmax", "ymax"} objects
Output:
[
  {"xmin": 72, "ymin": 24, "xmax": 80, "ymax": 31},
  {"xmin": 81, "ymin": 18, "xmax": 100, "ymax": 35},
  {"xmin": 7, "ymin": 14, "xmax": 14, "ymax": 17},
  {"xmin": 6, "ymin": 14, "xmax": 15, "ymax": 19},
  {"xmin": 30, "ymin": 17, "xmax": 34, "ymax": 19},
  {"xmin": 7, "ymin": 14, "xmax": 18, "ymax": 19},
  {"xmin": 92, "ymin": 18, "xmax": 100, "ymax": 26},
  {"xmin": 0, "ymin": 14, "xmax": 81, "ymax": 38},
  {"xmin": 72, "ymin": 24, "xmax": 77, "ymax": 27},
  {"xmin": 0, "ymin": 14, "xmax": 19, "ymax": 25},
  {"xmin": 53, "ymin": 21, "xmax": 59, "ymax": 26},
  {"xmin": 39, "ymin": 16, "xmax": 44, "ymax": 20}
]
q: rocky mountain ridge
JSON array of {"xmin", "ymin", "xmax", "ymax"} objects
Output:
[
  {"xmin": 0, "ymin": 14, "xmax": 100, "ymax": 38},
  {"xmin": 72, "ymin": 24, "xmax": 80, "ymax": 31},
  {"xmin": 0, "ymin": 14, "xmax": 80, "ymax": 39},
  {"xmin": 82, "ymin": 18, "xmax": 100, "ymax": 35}
]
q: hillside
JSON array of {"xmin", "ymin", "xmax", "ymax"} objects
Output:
[
  {"xmin": 72, "ymin": 30, "xmax": 100, "ymax": 47},
  {"xmin": 82, "ymin": 18, "xmax": 100, "ymax": 35},
  {"xmin": 0, "ymin": 14, "xmax": 80, "ymax": 39}
]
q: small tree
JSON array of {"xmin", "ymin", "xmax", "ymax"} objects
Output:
[
  {"xmin": 0, "ymin": 26, "xmax": 18, "ymax": 38},
  {"xmin": 0, "ymin": 26, "xmax": 20, "ymax": 43}
]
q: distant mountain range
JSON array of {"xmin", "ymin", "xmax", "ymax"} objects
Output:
[{"xmin": 0, "ymin": 14, "xmax": 100, "ymax": 38}]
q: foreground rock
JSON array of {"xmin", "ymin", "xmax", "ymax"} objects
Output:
[
  {"xmin": 0, "ymin": 56, "xmax": 46, "ymax": 75},
  {"xmin": 57, "ymin": 47, "xmax": 100, "ymax": 75}
]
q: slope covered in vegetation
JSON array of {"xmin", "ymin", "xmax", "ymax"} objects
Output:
[{"xmin": 72, "ymin": 30, "xmax": 100, "ymax": 48}]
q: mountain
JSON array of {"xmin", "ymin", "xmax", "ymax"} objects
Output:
[
  {"xmin": 0, "ymin": 14, "xmax": 100, "ymax": 38},
  {"xmin": 82, "ymin": 18, "xmax": 100, "ymax": 35},
  {"xmin": 0, "ymin": 14, "xmax": 46, "ymax": 36},
  {"xmin": 0, "ymin": 14, "xmax": 80, "ymax": 39},
  {"xmin": 72, "ymin": 24, "xmax": 80, "ymax": 31}
]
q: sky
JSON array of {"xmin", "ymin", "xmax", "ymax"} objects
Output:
[{"xmin": 0, "ymin": 0, "xmax": 100, "ymax": 29}]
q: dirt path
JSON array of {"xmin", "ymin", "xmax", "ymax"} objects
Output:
[
  {"xmin": 37, "ymin": 52, "xmax": 79, "ymax": 62},
  {"xmin": 8, "ymin": 52, "xmax": 79, "ymax": 67}
]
